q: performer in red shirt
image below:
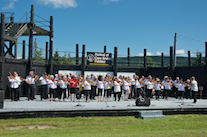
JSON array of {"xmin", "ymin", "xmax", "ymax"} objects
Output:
[{"xmin": 69, "ymin": 75, "xmax": 79, "ymax": 102}]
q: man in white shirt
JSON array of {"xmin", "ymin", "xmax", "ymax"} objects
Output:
[
  {"xmin": 39, "ymin": 72, "xmax": 49, "ymax": 100},
  {"xmin": 7, "ymin": 71, "xmax": 21, "ymax": 101},
  {"xmin": 25, "ymin": 71, "xmax": 37, "ymax": 101}
]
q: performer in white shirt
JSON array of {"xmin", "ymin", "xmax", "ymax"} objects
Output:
[
  {"xmin": 84, "ymin": 77, "xmax": 91, "ymax": 102},
  {"xmin": 123, "ymin": 77, "xmax": 131, "ymax": 101},
  {"xmin": 48, "ymin": 75, "xmax": 57, "ymax": 101},
  {"xmin": 154, "ymin": 78, "xmax": 162, "ymax": 100},
  {"xmin": 7, "ymin": 71, "xmax": 21, "ymax": 101},
  {"xmin": 25, "ymin": 71, "xmax": 38, "ymax": 101},
  {"xmin": 97, "ymin": 75, "xmax": 104, "ymax": 102},
  {"xmin": 130, "ymin": 75, "xmax": 136, "ymax": 99},
  {"xmin": 135, "ymin": 76, "xmax": 141, "ymax": 98},
  {"xmin": 58, "ymin": 76, "xmax": 68, "ymax": 101},
  {"xmin": 190, "ymin": 76, "xmax": 198, "ymax": 103},
  {"xmin": 39, "ymin": 72, "xmax": 49, "ymax": 100},
  {"xmin": 114, "ymin": 77, "xmax": 122, "ymax": 102}
]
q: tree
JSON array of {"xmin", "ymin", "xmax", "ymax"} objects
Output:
[
  {"xmin": 193, "ymin": 51, "xmax": 204, "ymax": 66},
  {"xmin": 33, "ymin": 38, "xmax": 43, "ymax": 62},
  {"xmin": 53, "ymin": 49, "xmax": 61, "ymax": 64},
  {"xmin": 147, "ymin": 56, "xmax": 155, "ymax": 66}
]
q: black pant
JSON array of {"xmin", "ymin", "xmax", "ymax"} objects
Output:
[
  {"xmin": 59, "ymin": 88, "xmax": 66, "ymax": 99},
  {"xmin": 135, "ymin": 88, "xmax": 141, "ymax": 98},
  {"xmin": 11, "ymin": 88, "xmax": 18, "ymax": 101},
  {"xmin": 114, "ymin": 92, "xmax": 121, "ymax": 101},
  {"xmin": 130, "ymin": 85, "xmax": 135, "ymax": 98},
  {"xmin": 155, "ymin": 90, "xmax": 160, "ymax": 100},
  {"xmin": 146, "ymin": 89, "xmax": 152, "ymax": 98},
  {"xmin": 50, "ymin": 88, "xmax": 56, "ymax": 99},
  {"xmin": 192, "ymin": 91, "xmax": 197, "ymax": 103},
  {"xmin": 90, "ymin": 86, "xmax": 96, "ymax": 99},
  {"xmin": 98, "ymin": 88, "xmax": 103, "ymax": 96},
  {"xmin": 27, "ymin": 84, "xmax": 34, "ymax": 100},
  {"xmin": 185, "ymin": 89, "xmax": 192, "ymax": 99},
  {"xmin": 164, "ymin": 89, "xmax": 170, "ymax": 99},
  {"xmin": 85, "ymin": 90, "xmax": 91, "ymax": 101},
  {"xmin": 104, "ymin": 89, "xmax": 110, "ymax": 98},
  {"xmin": 41, "ymin": 85, "xmax": 48, "ymax": 100}
]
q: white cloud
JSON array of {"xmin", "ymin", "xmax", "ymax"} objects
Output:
[
  {"xmin": 2, "ymin": 0, "xmax": 17, "ymax": 10},
  {"xmin": 176, "ymin": 49, "xmax": 186, "ymax": 55},
  {"xmin": 36, "ymin": 0, "xmax": 77, "ymax": 8},
  {"xmin": 156, "ymin": 51, "xmax": 162, "ymax": 56},
  {"xmin": 103, "ymin": 0, "xmax": 121, "ymax": 4},
  {"xmin": 136, "ymin": 52, "xmax": 153, "ymax": 56}
]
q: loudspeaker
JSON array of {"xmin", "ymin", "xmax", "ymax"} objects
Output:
[
  {"xmin": 135, "ymin": 97, "xmax": 150, "ymax": 106},
  {"xmin": 0, "ymin": 90, "xmax": 4, "ymax": 109}
]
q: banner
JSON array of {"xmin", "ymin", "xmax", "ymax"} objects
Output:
[{"xmin": 87, "ymin": 52, "xmax": 112, "ymax": 65}]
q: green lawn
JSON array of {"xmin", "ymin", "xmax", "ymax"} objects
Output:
[{"xmin": 0, "ymin": 115, "xmax": 207, "ymax": 137}]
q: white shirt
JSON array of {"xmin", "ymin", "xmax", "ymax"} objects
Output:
[
  {"xmin": 163, "ymin": 81, "xmax": 171, "ymax": 90},
  {"xmin": 114, "ymin": 81, "xmax": 121, "ymax": 92},
  {"xmin": 84, "ymin": 81, "xmax": 91, "ymax": 90},
  {"xmin": 131, "ymin": 78, "xmax": 136, "ymax": 85},
  {"xmin": 123, "ymin": 80, "xmax": 130, "ymax": 91},
  {"xmin": 191, "ymin": 80, "xmax": 198, "ymax": 92},
  {"xmin": 8, "ymin": 76, "xmax": 21, "ymax": 88},
  {"xmin": 25, "ymin": 75, "xmax": 35, "ymax": 85},
  {"xmin": 59, "ymin": 80, "xmax": 68, "ymax": 89},
  {"xmin": 177, "ymin": 83, "xmax": 185, "ymax": 91},
  {"xmin": 97, "ymin": 81, "xmax": 104, "ymax": 89},
  {"xmin": 48, "ymin": 80, "xmax": 57, "ymax": 89},
  {"xmin": 135, "ymin": 80, "xmax": 141, "ymax": 88},
  {"xmin": 154, "ymin": 82, "xmax": 161, "ymax": 91},
  {"xmin": 146, "ymin": 81, "xmax": 154, "ymax": 89},
  {"xmin": 104, "ymin": 81, "xmax": 111, "ymax": 89},
  {"xmin": 39, "ymin": 76, "xmax": 49, "ymax": 85}
]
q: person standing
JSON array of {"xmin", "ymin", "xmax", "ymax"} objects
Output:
[
  {"xmin": 48, "ymin": 75, "xmax": 57, "ymax": 101},
  {"xmin": 123, "ymin": 77, "xmax": 131, "ymax": 101},
  {"xmin": 39, "ymin": 72, "xmax": 49, "ymax": 100},
  {"xmin": 190, "ymin": 76, "xmax": 198, "ymax": 103},
  {"xmin": 25, "ymin": 71, "xmax": 38, "ymax": 101},
  {"xmin": 69, "ymin": 75, "xmax": 79, "ymax": 102},
  {"xmin": 84, "ymin": 77, "xmax": 91, "ymax": 102},
  {"xmin": 135, "ymin": 76, "xmax": 141, "ymax": 98},
  {"xmin": 130, "ymin": 75, "xmax": 136, "ymax": 99},
  {"xmin": 59, "ymin": 76, "xmax": 68, "ymax": 101},
  {"xmin": 7, "ymin": 71, "xmax": 21, "ymax": 101},
  {"xmin": 114, "ymin": 77, "xmax": 122, "ymax": 102},
  {"xmin": 154, "ymin": 78, "xmax": 162, "ymax": 100},
  {"xmin": 97, "ymin": 75, "xmax": 104, "ymax": 102}
]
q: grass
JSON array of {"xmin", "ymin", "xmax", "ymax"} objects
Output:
[{"xmin": 0, "ymin": 115, "xmax": 207, "ymax": 137}]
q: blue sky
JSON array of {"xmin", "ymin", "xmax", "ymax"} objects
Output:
[{"xmin": 1, "ymin": 0, "xmax": 207, "ymax": 58}]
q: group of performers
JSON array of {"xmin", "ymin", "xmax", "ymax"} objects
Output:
[{"xmin": 7, "ymin": 71, "xmax": 199, "ymax": 103}]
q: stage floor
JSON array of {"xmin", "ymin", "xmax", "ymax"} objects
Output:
[{"xmin": 1, "ymin": 95, "xmax": 207, "ymax": 118}]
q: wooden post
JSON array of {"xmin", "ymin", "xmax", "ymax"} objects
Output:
[
  {"xmin": 76, "ymin": 44, "xmax": 79, "ymax": 65},
  {"xmin": 22, "ymin": 40, "xmax": 25, "ymax": 59},
  {"xmin": 199, "ymin": 53, "xmax": 202, "ymax": 66},
  {"xmin": 48, "ymin": 16, "xmax": 53, "ymax": 74},
  {"xmin": 114, "ymin": 47, "xmax": 117, "ymax": 76},
  {"xmin": 161, "ymin": 53, "xmax": 164, "ymax": 67},
  {"xmin": 144, "ymin": 49, "xmax": 147, "ymax": 76},
  {"xmin": 188, "ymin": 51, "xmax": 191, "ymax": 66},
  {"xmin": 0, "ymin": 13, "xmax": 5, "ymax": 90},
  {"xmin": 81, "ymin": 44, "xmax": 85, "ymax": 76},
  {"xmin": 45, "ymin": 42, "xmax": 48, "ymax": 63},
  {"xmin": 170, "ymin": 46, "xmax": 174, "ymax": 77},
  {"xmin": 28, "ymin": 5, "xmax": 34, "ymax": 71},
  {"xmin": 104, "ymin": 46, "xmax": 106, "ymax": 53},
  {"xmin": 174, "ymin": 33, "xmax": 177, "ymax": 67},
  {"xmin": 128, "ymin": 47, "xmax": 130, "ymax": 66}
]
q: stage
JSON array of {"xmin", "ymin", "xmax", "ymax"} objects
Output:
[{"xmin": 0, "ymin": 96, "xmax": 207, "ymax": 119}]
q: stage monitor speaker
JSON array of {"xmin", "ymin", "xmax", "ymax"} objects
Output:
[
  {"xmin": 135, "ymin": 97, "xmax": 150, "ymax": 106},
  {"xmin": 0, "ymin": 90, "xmax": 4, "ymax": 109}
]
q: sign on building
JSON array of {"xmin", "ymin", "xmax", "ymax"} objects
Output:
[{"xmin": 87, "ymin": 52, "xmax": 112, "ymax": 65}]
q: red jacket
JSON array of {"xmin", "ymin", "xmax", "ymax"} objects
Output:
[{"xmin": 69, "ymin": 78, "xmax": 79, "ymax": 88}]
